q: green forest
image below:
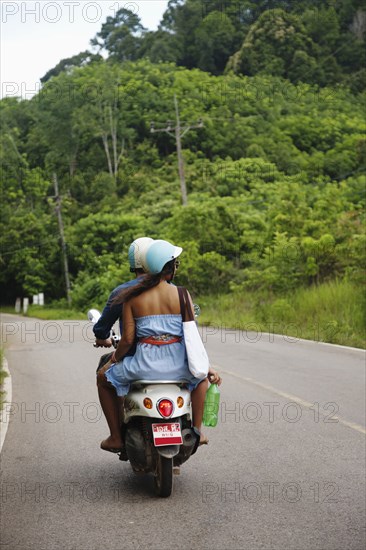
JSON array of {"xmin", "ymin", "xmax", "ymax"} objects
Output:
[{"xmin": 1, "ymin": 0, "xmax": 365, "ymax": 346}]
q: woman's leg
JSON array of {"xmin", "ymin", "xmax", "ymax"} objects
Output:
[
  {"xmin": 191, "ymin": 378, "xmax": 208, "ymax": 444},
  {"xmin": 97, "ymin": 371, "xmax": 123, "ymax": 450}
]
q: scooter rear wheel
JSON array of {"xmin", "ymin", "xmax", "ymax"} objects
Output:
[{"xmin": 154, "ymin": 455, "xmax": 173, "ymax": 498}]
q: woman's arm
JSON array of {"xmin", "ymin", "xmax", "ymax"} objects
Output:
[
  {"xmin": 112, "ymin": 301, "xmax": 135, "ymax": 362},
  {"xmin": 186, "ymin": 289, "xmax": 222, "ymax": 386},
  {"xmin": 97, "ymin": 302, "xmax": 135, "ymax": 375}
]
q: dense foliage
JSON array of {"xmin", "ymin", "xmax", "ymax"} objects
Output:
[
  {"xmin": 87, "ymin": 0, "xmax": 366, "ymax": 91},
  {"xmin": 1, "ymin": 0, "xmax": 365, "ymax": 324}
]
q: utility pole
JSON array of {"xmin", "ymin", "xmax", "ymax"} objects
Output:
[
  {"xmin": 150, "ymin": 94, "xmax": 203, "ymax": 206},
  {"xmin": 53, "ymin": 173, "xmax": 71, "ymax": 306}
]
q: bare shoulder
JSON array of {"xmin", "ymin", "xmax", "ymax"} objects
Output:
[{"xmin": 128, "ymin": 282, "xmax": 178, "ymax": 316}]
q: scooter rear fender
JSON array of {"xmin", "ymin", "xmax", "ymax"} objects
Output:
[
  {"xmin": 156, "ymin": 445, "xmax": 180, "ymax": 458},
  {"xmin": 124, "ymin": 382, "xmax": 192, "ymax": 423}
]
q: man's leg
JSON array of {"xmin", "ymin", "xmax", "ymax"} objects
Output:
[{"xmin": 97, "ymin": 370, "xmax": 123, "ymax": 451}]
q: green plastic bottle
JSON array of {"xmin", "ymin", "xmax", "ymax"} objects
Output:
[{"xmin": 203, "ymin": 383, "xmax": 220, "ymax": 427}]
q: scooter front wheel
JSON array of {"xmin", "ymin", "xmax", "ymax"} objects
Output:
[{"xmin": 154, "ymin": 455, "xmax": 173, "ymax": 498}]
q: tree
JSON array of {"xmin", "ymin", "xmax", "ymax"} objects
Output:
[
  {"xmin": 226, "ymin": 9, "xmax": 320, "ymax": 84},
  {"xmin": 40, "ymin": 51, "xmax": 102, "ymax": 83},
  {"xmin": 71, "ymin": 62, "xmax": 137, "ymax": 181},
  {"xmin": 140, "ymin": 30, "xmax": 182, "ymax": 63},
  {"xmin": 32, "ymin": 71, "xmax": 82, "ymax": 180},
  {"xmin": 194, "ymin": 12, "xmax": 235, "ymax": 74},
  {"xmin": 91, "ymin": 8, "xmax": 146, "ymax": 61}
]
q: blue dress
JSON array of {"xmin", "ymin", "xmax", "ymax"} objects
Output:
[{"xmin": 105, "ymin": 314, "xmax": 202, "ymax": 396}]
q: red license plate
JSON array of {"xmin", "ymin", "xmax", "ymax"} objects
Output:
[{"xmin": 152, "ymin": 423, "xmax": 183, "ymax": 446}]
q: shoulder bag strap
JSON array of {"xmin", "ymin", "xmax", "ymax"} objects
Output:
[{"xmin": 177, "ymin": 287, "xmax": 187, "ymax": 322}]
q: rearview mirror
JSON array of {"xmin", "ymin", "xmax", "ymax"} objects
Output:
[
  {"xmin": 193, "ymin": 304, "xmax": 201, "ymax": 318},
  {"xmin": 87, "ymin": 309, "xmax": 101, "ymax": 324}
]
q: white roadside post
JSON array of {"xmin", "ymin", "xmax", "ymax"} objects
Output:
[
  {"xmin": 38, "ymin": 293, "xmax": 44, "ymax": 306},
  {"xmin": 23, "ymin": 298, "xmax": 29, "ymax": 314},
  {"xmin": 15, "ymin": 298, "xmax": 21, "ymax": 313}
]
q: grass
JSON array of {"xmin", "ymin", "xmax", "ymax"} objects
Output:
[
  {"xmin": 1, "ymin": 305, "xmax": 85, "ymax": 320},
  {"xmin": 25, "ymin": 306, "xmax": 86, "ymax": 320},
  {"xmin": 198, "ymin": 279, "xmax": 365, "ymax": 349},
  {"xmin": 0, "ymin": 348, "xmax": 9, "ymax": 410}
]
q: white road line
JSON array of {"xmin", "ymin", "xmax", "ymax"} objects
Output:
[
  {"xmin": 0, "ymin": 357, "xmax": 12, "ymax": 452},
  {"xmin": 259, "ymin": 332, "xmax": 365, "ymax": 352},
  {"xmin": 216, "ymin": 365, "xmax": 366, "ymax": 436}
]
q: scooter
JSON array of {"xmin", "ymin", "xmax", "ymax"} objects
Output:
[{"xmin": 88, "ymin": 309, "xmax": 200, "ymax": 498}]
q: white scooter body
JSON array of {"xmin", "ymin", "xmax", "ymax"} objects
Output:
[{"xmin": 124, "ymin": 380, "xmax": 192, "ymax": 423}]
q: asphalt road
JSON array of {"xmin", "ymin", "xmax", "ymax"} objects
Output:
[{"xmin": 0, "ymin": 313, "xmax": 365, "ymax": 550}]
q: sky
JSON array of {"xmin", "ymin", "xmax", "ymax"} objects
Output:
[{"xmin": 0, "ymin": 0, "xmax": 169, "ymax": 99}]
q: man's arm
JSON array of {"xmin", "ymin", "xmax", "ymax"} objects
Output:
[{"xmin": 93, "ymin": 292, "xmax": 123, "ymax": 344}]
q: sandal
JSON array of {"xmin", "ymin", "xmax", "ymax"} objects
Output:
[{"xmin": 199, "ymin": 435, "xmax": 209, "ymax": 446}]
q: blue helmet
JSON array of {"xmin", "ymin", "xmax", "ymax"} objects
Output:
[
  {"xmin": 128, "ymin": 237, "xmax": 154, "ymax": 271},
  {"xmin": 142, "ymin": 239, "xmax": 182, "ymax": 274}
]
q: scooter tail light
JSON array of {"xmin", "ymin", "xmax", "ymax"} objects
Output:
[
  {"xmin": 143, "ymin": 398, "xmax": 153, "ymax": 409},
  {"xmin": 157, "ymin": 399, "xmax": 174, "ymax": 418}
]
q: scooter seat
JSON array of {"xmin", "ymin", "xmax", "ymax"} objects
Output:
[{"xmin": 130, "ymin": 379, "xmax": 189, "ymax": 387}]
